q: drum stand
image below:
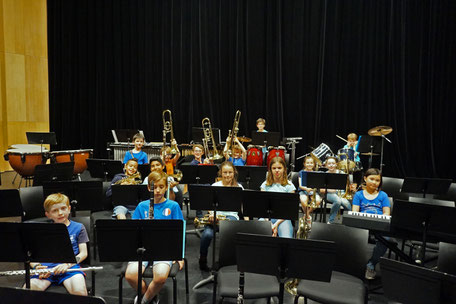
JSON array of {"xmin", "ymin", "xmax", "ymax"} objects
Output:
[
  {"xmin": 285, "ymin": 137, "xmax": 302, "ymax": 172},
  {"xmin": 379, "ymin": 135, "xmax": 392, "ymax": 174}
]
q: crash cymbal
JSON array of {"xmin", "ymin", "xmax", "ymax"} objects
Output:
[
  {"xmin": 237, "ymin": 136, "xmax": 252, "ymax": 143},
  {"xmin": 361, "ymin": 152, "xmax": 380, "ymax": 156},
  {"xmin": 368, "ymin": 125, "xmax": 393, "ymax": 136}
]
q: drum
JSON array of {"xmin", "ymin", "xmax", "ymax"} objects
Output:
[
  {"xmin": 5, "ymin": 150, "xmax": 46, "ymax": 177},
  {"xmin": 310, "ymin": 143, "xmax": 333, "ymax": 166},
  {"xmin": 267, "ymin": 146, "xmax": 286, "ymax": 167},
  {"xmin": 52, "ymin": 149, "xmax": 93, "ymax": 175},
  {"xmin": 337, "ymin": 148, "xmax": 355, "ymax": 161},
  {"xmin": 246, "ymin": 145, "xmax": 263, "ymax": 166}
]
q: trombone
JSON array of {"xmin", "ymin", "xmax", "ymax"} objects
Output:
[
  {"xmin": 226, "ymin": 110, "xmax": 241, "ymax": 157},
  {"xmin": 202, "ymin": 117, "xmax": 223, "ymax": 161},
  {"xmin": 162, "ymin": 109, "xmax": 178, "ymax": 154}
]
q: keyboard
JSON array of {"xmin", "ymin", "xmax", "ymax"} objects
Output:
[{"xmin": 343, "ymin": 211, "xmax": 391, "ymax": 232}]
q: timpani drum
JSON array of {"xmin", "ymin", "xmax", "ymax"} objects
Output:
[
  {"xmin": 5, "ymin": 149, "xmax": 47, "ymax": 177},
  {"xmin": 51, "ymin": 149, "xmax": 93, "ymax": 175},
  {"xmin": 266, "ymin": 146, "xmax": 286, "ymax": 168},
  {"xmin": 246, "ymin": 145, "xmax": 263, "ymax": 166}
]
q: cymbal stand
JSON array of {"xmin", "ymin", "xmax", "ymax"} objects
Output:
[
  {"xmin": 379, "ymin": 135, "xmax": 392, "ymax": 174},
  {"xmin": 285, "ymin": 137, "xmax": 302, "ymax": 172}
]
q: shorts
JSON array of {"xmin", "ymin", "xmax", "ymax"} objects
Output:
[{"xmin": 31, "ymin": 265, "xmax": 84, "ymax": 285}]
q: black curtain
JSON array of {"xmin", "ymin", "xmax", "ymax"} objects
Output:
[{"xmin": 47, "ymin": 0, "xmax": 456, "ymax": 180}]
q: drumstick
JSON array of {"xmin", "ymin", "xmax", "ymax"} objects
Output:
[{"xmin": 336, "ymin": 135, "xmax": 348, "ymax": 143}]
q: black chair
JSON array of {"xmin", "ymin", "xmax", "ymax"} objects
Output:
[
  {"xmin": 118, "ymin": 257, "xmax": 189, "ymax": 304},
  {"xmin": 217, "ymin": 220, "xmax": 280, "ymax": 303},
  {"xmin": 294, "ymin": 222, "xmax": 368, "ymax": 304},
  {"xmin": 438, "ymin": 242, "xmax": 456, "ymax": 276},
  {"xmin": 0, "ymin": 286, "xmax": 106, "ymax": 304},
  {"xmin": 19, "ymin": 186, "xmax": 45, "ymax": 221},
  {"xmin": 290, "ymin": 171, "xmax": 300, "ymax": 190}
]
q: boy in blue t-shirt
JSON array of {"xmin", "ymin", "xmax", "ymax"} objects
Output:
[
  {"xmin": 123, "ymin": 133, "xmax": 148, "ymax": 164},
  {"xmin": 28, "ymin": 193, "xmax": 89, "ymax": 295},
  {"xmin": 125, "ymin": 171, "xmax": 184, "ymax": 304},
  {"xmin": 223, "ymin": 136, "xmax": 246, "ymax": 166}
]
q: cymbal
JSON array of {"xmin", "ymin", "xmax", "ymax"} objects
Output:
[
  {"xmin": 361, "ymin": 152, "xmax": 379, "ymax": 156},
  {"xmin": 237, "ymin": 136, "xmax": 252, "ymax": 143},
  {"xmin": 368, "ymin": 125, "xmax": 393, "ymax": 136}
]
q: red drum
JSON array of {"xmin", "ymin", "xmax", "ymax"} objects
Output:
[
  {"xmin": 52, "ymin": 149, "xmax": 93, "ymax": 175},
  {"xmin": 266, "ymin": 146, "xmax": 286, "ymax": 168},
  {"xmin": 246, "ymin": 145, "xmax": 263, "ymax": 166},
  {"xmin": 5, "ymin": 150, "xmax": 46, "ymax": 177}
]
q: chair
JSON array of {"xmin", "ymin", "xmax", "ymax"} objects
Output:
[
  {"xmin": 294, "ymin": 222, "xmax": 368, "ymax": 304},
  {"xmin": 438, "ymin": 242, "xmax": 456, "ymax": 276},
  {"xmin": 118, "ymin": 257, "xmax": 189, "ymax": 304},
  {"xmin": 19, "ymin": 186, "xmax": 45, "ymax": 221},
  {"xmin": 0, "ymin": 286, "xmax": 106, "ymax": 304},
  {"xmin": 217, "ymin": 220, "xmax": 280, "ymax": 303},
  {"xmin": 290, "ymin": 171, "xmax": 300, "ymax": 190},
  {"xmin": 0, "ymin": 189, "xmax": 23, "ymax": 221}
]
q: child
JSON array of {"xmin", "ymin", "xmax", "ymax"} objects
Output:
[
  {"xmin": 123, "ymin": 133, "xmax": 148, "ymax": 165},
  {"xmin": 125, "ymin": 171, "xmax": 184, "ymax": 304},
  {"xmin": 190, "ymin": 144, "xmax": 207, "ymax": 165},
  {"xmin": 343, "ymin": 133, "xmax": 360, "ymax": 163},
  {"xmin": 223, "ymin": 136, "xmax": 247, "ymax": 166},
  {"xmin": 320, "ymin": 156, "xmax": 351, "ymax": 224},
  {"xmin": 260, "ymin": 157, "xmax": 296, "ymax": 238},
  {"xmin": 161, "ymin": 139, "xmax": 180, "ymax": 175},
  {"xmin": 28, "ymin": 193, "xmax": 89, "ymax": 295},
  {"xmin": 256, "ymin": 118, "xmax": 267, "ymax": 133},
  {"xmin": 107, "ymin": 158, "xmax": 142, "ymax": 219},
  {"xmin": 352, "ymin": 168, "xmax": 390, "ymax": 280},
  {"xmin": 298, "ymin": 156, "xmax": 322, "ymax": 227},
  {"xmin": 199, "ymin": 161, "xmax": 243, "ymax": 271}
]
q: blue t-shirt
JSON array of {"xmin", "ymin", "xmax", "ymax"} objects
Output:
[
  {"xmin": 352, "ymin": 190, "xmax": 390, "ymax": 215},
  {"xmin": 123, "ymin": 150, "xmax": 148, "ymax": 164},
  {"xmin": 229, "ymin": 157, "xmax": 246, "ymax": 166},
  {"xmin": 133, "ymin": 199, "xmax": 184, "ymax": 220},
  {"xmin": 260, "ymin": 181, "xmax": 296, "ymax": 193}
]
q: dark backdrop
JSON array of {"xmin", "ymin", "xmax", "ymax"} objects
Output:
[{"xmin": 47, "ymin": 0, "xmax": 456, "ymax": 180}]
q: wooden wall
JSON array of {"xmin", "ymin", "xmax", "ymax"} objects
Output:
[{"xmin": 0, "ymin": 0, "xmax": 49, "ymax": 172}]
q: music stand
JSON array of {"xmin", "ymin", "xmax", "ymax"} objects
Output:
[
  {"xmin": 188, "ymin": 185, "xmax": 243, "ymax": 300},
  {"xmin": 33, "ymin": 162, "xmax": 75, "ymax": 186},
  {"xmin": 111, "ymin": 184, "xmax": 149, "ymax": 207},
  {"xmin": 401, "ymin": 177, "xmax": 452, "ymax": 198},
  {"xmin": 242, "ymin": 190, "xmax": 299, "ymax": 221},
  {"xmin": 0, "ymin": 189, "xmax": 23, "ymax": 220},
  {"xmin": 304, "ymin": 171, "xmax": 347, "ymax": 222},
  {"xmin": 192, "ymin": 127, "xmax": 221, "ymax": 145},
  {"xmin": 236, "ymin": 166, "xmax": 267, "ymax": 190},
  {"xmin": 235, "ymin": 233, "xmax": 335, "ymax": 304},
  {"xmin": 138, "ymin": 164, "xmax": 151, "ymax": 181},
  {"xmin": 179, "ymin": 164, "xmax": 218, "ymax": 185},
  {"xmin": 0, "ymin": 222, "xmax": 76, "ymax": 288},
  {"xmin": 95, "ymin": 219, "xmax": 185, "ymax": 303},
  {"xmin": 356, "ymin": 135, "xmax": 381, "ymax": 169},
  {"xmin": 251, "ymin": 131, "xmax": 281, "ymax": 147},
  {"xmin": 112, "ymin": 129, "xmax": 140, "ymax": 143},
  {"xmin": 86, "ymin": 159, "xmax": 123, "ymax": 181},
  {"xmin": 26, "ymin": 132, "xmax": 57, "ymax": 154},
  {"xmin": 392, "ymin": 199, "xmax": 456, "ymax": 264}
]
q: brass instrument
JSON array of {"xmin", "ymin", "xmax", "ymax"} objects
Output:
[
  {"xmin": 113, "ymin": 172, "xmax": 142, "ymax": 185},
  {"xmin": 308, "ymin": 188, "xmax": 320, "ymax": 209},
  {"xmin": 226, "ymin": 110, "xmax": 241, "ymax": 157},
  {"xmin": 169, "ymin": 170, "xmax": 183, "ymax": 182},
  {"xmin": 201, "ymin": 117, "xmax": 223, "ymax": 161},
  {"xmin": 194, "ymin": 213, "xmax": 228, "ymax": 228},
  {"xmin": 162, "ymin": 109, "xmax": 178, "ymax": 154},
  {"xmin": 0, "ymin": 266, "xmax": 103, "ymax": 277}
]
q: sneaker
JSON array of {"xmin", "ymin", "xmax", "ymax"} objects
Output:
[
  {"xmin": 151, "ymin": 296, "xmax": 160, "ymax": 304},
  {"xmin": 134, "ymin": 296, "xmax": 138, "ymax": 304},
  {"xmin": 365, "ymin": 267, "xmax": 376, "ymax": 280},
  {"xmin": 306, "ymin": 216, "xmax": 312, "ymax": 229}
]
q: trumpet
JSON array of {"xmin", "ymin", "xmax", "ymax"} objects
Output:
[
  {"xmin": 202, "ymin": 117, "xmax": 223, "ymax": 161},
  {"xmin": 226, "ymin": 110, "xmax": 241, "ymax": 157},
  {"xmin": 162, "ymin": 109, "xmax": 178, "ymax": 155},
  {"xmin": 194, "ymin": 214, "xmax": 228, "ymax": 228}
]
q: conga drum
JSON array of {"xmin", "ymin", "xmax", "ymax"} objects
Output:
[
  {"xmin": 52, "ymin": 149, "xmax": 93, "ymax": 175},
  {"xmin": 266, "ymin": 146, "xmax": 286, "ymax": 168},
  {"xmin": 246, "ymin": 145, "xmax": 263, "ymax": 166},
  {"xmin": 5, "ymin": 149, "xmax": 47, "ymax": 177}
]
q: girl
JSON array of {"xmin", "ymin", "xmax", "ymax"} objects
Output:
[
  {"xmin": 298, "ymin": 156, "xmax": 322, "ymax": 227},
  {"xmin": 260, "ymin": 157, "xmax": 296, "ymax": 238},
  {"xmin": 352, "ymin": 168, "xmax": 390, "ymax": 279},
  {"xmin": 321, "ymin": 156, "xmax": 351, "ymax": 224},
  {"xmin": 199, "ymin": 161, "xmax": 243, "ymax": 271}
]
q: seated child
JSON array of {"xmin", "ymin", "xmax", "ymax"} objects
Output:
[
  {"xmin": 298, "ymin": 156, "xmax": 322, "ymax": 228},
  {"xmin": 123, "ymin": 133, "xmax": 148, "ymax": 165},
  {"xmin": 27, "ymin": 193, "xmax": 89, "ymax": 296},
  {"xmin": 161, "ymin": 139, "xmax": 181, "ymax": 176},
  {"xmin": 223, "ymin": 136, "xmax": 246, "ymax": 166},
  {"xmin": 190, "ymin": 144, "xmax": 207, "ymax": 165}
]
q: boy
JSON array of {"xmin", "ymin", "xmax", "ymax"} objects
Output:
[
  {"xmin": 343, "ymin": 133, "xmax": 360, "ymax": 163},
  {"xmin": 190, "ymin": 144, "xmax": 207, "ymax": 165},
  {"xmin": 256, "ymin": 118, "xmax": 267, "ymax": 132},
  {"xmin": 223, "ymin": 136, "xmax": 246, "ymax": 166},
  {"xmin": 125, "ymin": 171, "xmax": 184, "ymax": 304},
  {"xmin": 161, "ymin": 139, "xmax": 180, "ymax": 175},
  {"xmin": 27, "ymin": 193, "xmax": 89, "ymax": 295},
  {"xmin": 123, "ymin": 133, "xmax": 148, "ymax": 165}
]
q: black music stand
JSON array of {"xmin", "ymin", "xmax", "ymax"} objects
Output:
[
  {"xmin": 188, "ymin": 185, "xmax": 243, "ymax": 301},
  {"xmin": 192, "ymin": 127, "xmax": 221, "ymax": 145},
  {"xmin": 95, "ymin": 219, "xmax": 185, "ymax": 303},
  {"xmin": 179, "ymin": 164, "xmax": 218, "ymax": 185},
  {"xmin": 235, "ymin": 233, "xmax": 336, "ymax": 304},
  {"xmin": 304, "ymin": 171, "xmax": 347, "ymax": 222},
  {"xmin": 357, "ymin": 135, "xmax": 381, "ymax": 169},
  {"xmin": 251, "ymin": 131, "xmax": 281, "ymax": 147},
  {"xmin": 86, "ymin": 159, "xmax": 123, "ymax": 181},
  {"xmin": 242, "ymin": 190, "xmax": 299, "ymax": 221},
  {"xmin": 0, "ymin": 189, "xmax": 23, "ymax": 220},
  {"xmin": 236, "ymin": 166, "xmax": 267, "ymax": 190},
  {"xmin": 113, "ymin": 129, "xmax": 140, "ymax": 143},
  {"xmin": 0, "ymin": 222, "xmax": 76, "ymax": 288},
  {"xmin": 33, "ymin": 162, "xmax": 75, "ymax": 186},
  {"xmin": 137, "ymin": 164, "xmax": 151, "ymax": 181},
  {"xmin": 0, "ymin": 286, "xmax": 107, "ymax": 304},
  {"xmin": 111, "ymin": 184, "xmax": 149, "ymax": 207},
  {"xmin": 392, "ymin": 199, "xmax": 456, "ymax": 264},
  {"xmin": 26, "ymin": 132, "xmax": 57, "ymax": 154},
  {"xmin": 401, "ymin": 177, "xmax": 452, "ymax": 198},
  {"xmin": 43, "ymin": 181, "xmax": 103, "ymax": 215}
]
